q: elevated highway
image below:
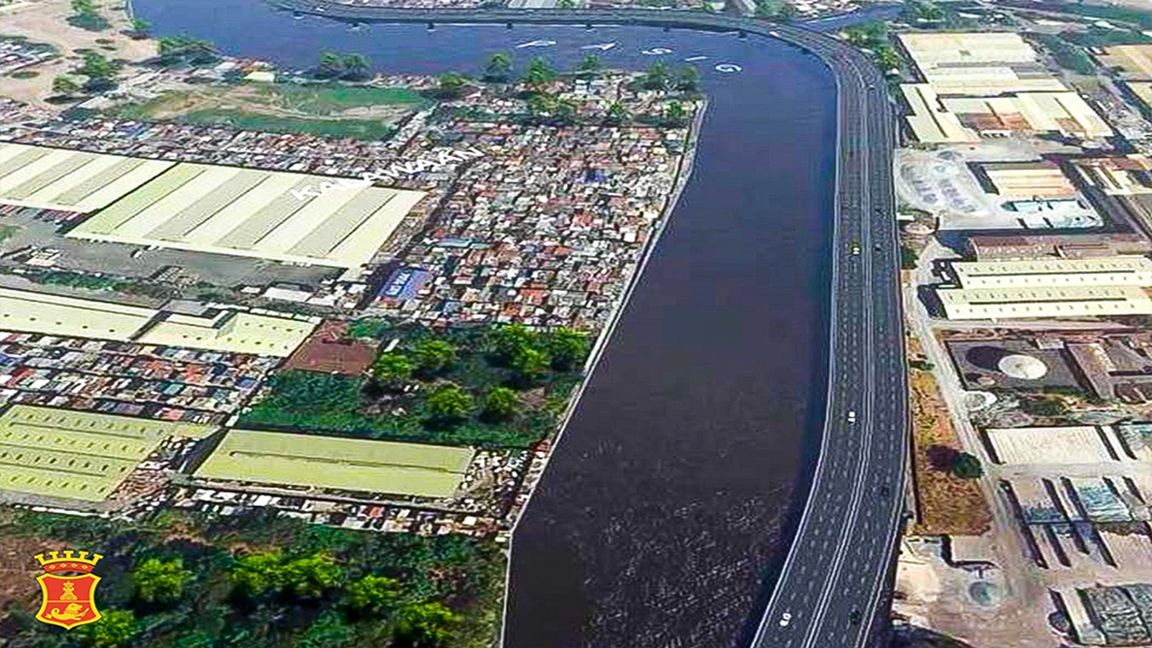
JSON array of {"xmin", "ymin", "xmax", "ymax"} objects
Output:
[{"xmin": 265, "ymin": 4, "xmax": 908, "ymax": 646}]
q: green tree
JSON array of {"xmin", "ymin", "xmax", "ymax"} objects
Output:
[
  {"xmin": 129, "ymin": 18, "xmax": 151, "ymax": 37},
  {"xmin": 79, "ymin": 52, "xmax": 116, "ymax": 91},
  {"xmin": 523, "ymin": 57, "xmax": 555, "ymax": 90},
  {"xmin": 372, "ymin": 353, "xmax": 414, "ymax": 389},
  {"xmin": 77, "ymin": 609, "xmax": 136, "ymax": 648},
  {"xmin": 527, "ymin": 91, "xmax": 557, "ymax": 117},
  {"xmin": 605, "ymin": 101, "xmax": 631, "ymax": 125},
  {"xmin": 231, "ymin": 551, "xmax": 284, "ymax": 598},
  {"xmin": 283, "ymin": 553, "xmax": 343, "ymax": 599},
  {"xmin": 51, "ymin": 75, "xmax": 81, "ymax": 96},
  {"xmin": 481, "ymin": 386, "xmax": 520, "ymax": 422},
  {"xmin": 675, "ymin": 65, "xmax": 699, "ymax": 92},
  {"xmin": 157, "ymin": 35, "xmax": 218, "ymax": 66},
  {"xmin": 347, "ymin": 574, "xmax": 403, "ymax": 613},
  {"xmin": 952, "ymin": 452, "xmax": 984, "ymax": 480},
  {"xmin": 642, "ymin": 62, "xmax": 669, "ymax": 90},
  {"xmin": 318, "ymin": 51, "xmax": 344, "ymax": 78},
  {"xmin": 484, "ymin": 52, "xmax": 513, "ymax": 81},
  {"xmin": 547, "ymin": 328, "xmax": 588, "ymax": 372},
  {"xmin": 508, "ymin": 346, "xmax": 549, "ymax": 387},
  {"xmin": 424, "ymin": 384, "xmax": 473, "ymax": 426},
  {"xmin": 342, "ymin": 53, "xmax": 371, "ymax": 80},
  {"xmin": 132, "ymin": 557, "xmax": 191, "ymax": 605},
  {"xmin": 489, "ymin": 324, "xmax": 537, "ymax": 365},
  {"xmin": 578, "ymin": 53, "xmax": 601, "ymax": 74},
  {"xmin": 298, "ymin": 610, "xmax": 353, "ymax": 647},
  {"xmin": 413, "ymin": 339, "xmax": 457, "ymax": 377},
  {"xmin": 438, "ymin": 71, "xmax": 468, "ymax": 96},
  {"xmin": 71, "ymin": 0, "xmax": 96, "ymax": 13},
  {"xmin": 558, "ymin": 0, "xmax": 576, "ymax": 8},
  {"xmin": 664, "ymin": 101, "xmax": 688, "ymax": 126},
  {"xmin": 391, "ymin": 602, "xmax": 460, "ymax": 647}
]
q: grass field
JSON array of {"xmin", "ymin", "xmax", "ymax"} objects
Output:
[
  {"xmin": 111, "ymin": 83, "xmax": 429, "ymax": 140},
  {"xmin": 194, "ymin": 428, "xmax": 474, "ymax": 498},
  {"xmin": 0, "ymin": 405, "xmax": 214, "ymax": 501}
]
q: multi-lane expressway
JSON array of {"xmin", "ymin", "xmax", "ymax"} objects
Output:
[{"xmin": 266, "ymin": 4, "xmax": 908, "ymax": 646}]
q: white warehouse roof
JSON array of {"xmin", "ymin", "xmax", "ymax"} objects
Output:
[
  {"xmin": 937, "ymin": 286, "xmax": 1152, "ymax": 320},
  {"xmin": 949, "ymin": 256, "xmax": 1152, "ymax": 289}
]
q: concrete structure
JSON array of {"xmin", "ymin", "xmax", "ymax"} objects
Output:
[
  {"xmin": 69, "ymin": 162, "xmax": 426, "ymax": 269},
  {"xmin": 1071, "ymin": 155, "xmax": 1152, "ymax": 196},
  {"xmin": 1098, "ymin": 45, "xmax": 1152, "ymax": 81},
  {"xmin": 979, "ymin": 161, "xmax": 1077, "ymax": 199},
  {"xmin": 997, "ymin": 353, "xmax": 1048, "ymax": 379},
  {"xmin": 937, "ymin": 285, "xmax": 1152, "ymax": 320},
  {"xmin": 984, "ymin": 426, "xmax": 1118, "ymax": 465},
  {"xmin": 1128, "ymin": 81, "xmax": 1152, "ymax": 114},
  {"xmin": 897, "ymin": 32, "xmax": 1067, "ymax": 96},
  {"xmin": 899, "ymin": 84, "xmax": 979, "ymax": 144},
  {"xmin": 941, "ymin": 92, "xmax": 1113, "ymax": 139},
  {"xmin": 0, "ymin": 143, "xmax": 174, "ymax": 213},
  {"xmin": 965, "ymin": 233, "xmax": 1152, "ymax": 260},
  {"xmin": 0, "ymin": 404, "xmax": 212, "ymax": 501},
  {"xmin": 0, "ymin": 287, "xmax": 317, "ymax": 357},
  {"xmin": 194, "ymin": 429, "xmax": 475, "ymax": 498},
  {"xmin": 948, "ymin": 256, "xmax": 1152, "ymax": 289}
]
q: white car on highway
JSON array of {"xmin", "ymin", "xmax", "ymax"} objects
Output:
[
  {"xmin": 847, "ymin": 410, "xmax": 857, "ymax": 424},
  {"xmin": 779, "ymin": 611, "xmax": 793, "ymax": 627}
]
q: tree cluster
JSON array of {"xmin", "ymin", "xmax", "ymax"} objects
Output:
[
  {"xmin": 68, "ymin": 0, "xmax": 110, "ymax": 31},
  {"xmin": 3, "ymin": 510, "xmax": 500, "ymax": 648},
  {"xmin": 314, "ymin": 51, "xmax": 373, "ymax": 81},
  {"xmin": 153, "ymin": 35, "xmax": 219, "ymax": 67}
]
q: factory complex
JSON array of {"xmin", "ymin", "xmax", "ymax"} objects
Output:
[
  {"xmin": 0, "ymin": 405, "xmax": 212, "ymax": 501},
  {"xmin": 0, "ymin": 141, "xmax": 427, "ymax": 271},
  {"xmin": 897, "ymin": 32, "xmax": 1113, "ymax": 144},
  {"xmin": 193, "ymin": 429, "xmax": 476, "ymax": 499},
  {"xmin": 0, "ymin": 286, "xmax": 319, "ymax": 357}
]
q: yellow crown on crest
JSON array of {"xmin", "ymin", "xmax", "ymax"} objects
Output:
[{"xmin": 34, "ymin": 550, "xmax": 103, "ymax": 574}]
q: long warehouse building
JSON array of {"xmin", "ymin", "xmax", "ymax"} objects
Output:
[
  {"xmin": 0, "ymin": 143, "xmax": 426, "ymax": 270},
  {"xmin": 937, "ymin": 286, "xmax": 1152, "ymax": 320},
  {"xmin": 0, "ymin": 287, "xmax": 317, "ymax": 357},
  {"xmin": 948, "ymin": 256, "xmax": 1152, "ymax": 289}
]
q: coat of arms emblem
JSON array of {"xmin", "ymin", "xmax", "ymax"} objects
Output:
[{"xmin": 34, "ymin": 549, "xmax": 103, "ymax": 630}]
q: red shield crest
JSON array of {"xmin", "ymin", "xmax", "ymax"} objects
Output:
[{"xmin": 35, "ymin": 573, "xmax": 102, "ymax": 629}]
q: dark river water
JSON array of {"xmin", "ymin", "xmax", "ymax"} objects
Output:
[{"xmin": 131, "ymin": 2, "xmax": 837, "ymax": 645}]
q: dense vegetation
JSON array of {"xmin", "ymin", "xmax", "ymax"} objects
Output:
[
  {"xmin": 240, "ymin": 323, "xmax": 589, "ymax": 449},
  {"xmin": 0, "ymin": 509, "xmax": 504, "ymax": 645},
  {"xmin": 67, "ymin": 0, "xmax": 110, "ymax": 32},
  {"xmin": 0, "ymin": 509, "xmax": 504, "ymax": 647},
  {"xmin": 842, "ymin": 23, "xmax": 902, "ymax": 71}
]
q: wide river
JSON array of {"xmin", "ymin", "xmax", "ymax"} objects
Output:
[{"xmin": 133, "ymin": 2, "xmax": 838, "ymax": 644}]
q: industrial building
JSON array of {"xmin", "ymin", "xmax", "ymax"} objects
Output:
[
  {"xmin": 0, "ymin": 404, "xmax": 213, "ymax": 502},
  {"xmin": 947, "ymin": 256, "xmax": 1152, "ymax": 289},
  {"xmin": 983, "ymin": 426, "xmax": 1125, "ymax": 465},
  {"xmin": 965, "ymin": 233, "xmax": 1152, "ymax": 260},
  {"xmin": 978, "ymin": 161, "xmax": 1078, "ymax": 199},
  {"xmin": 0, "ymin": 287, "xmax": 318, "ymax": 356},
  {"xmin": 940, "ymin": 92, "xmax": 1113, "ymax": 140},
  {"xmin": 897, "ymin": 32, "xmax": 1069, "ymax": 96},
  {"xmin": 899, "ymin": 84, "xmax": 980, "ymax": 144},
  {"xmin": 193, "ymin": 429, "xmax": 476, "ymax": 499},
  {"xmin": 936, "ymin": 285, "xmax": 1152, "ymax": 320},
  {"xmin": 68, "ymin": 160, "xmax": 426, "ymax": 269},
  {"xmin": 0, "ymin": 142, "xmax": 174, "ymax": 213},
  {"xmin": 1096, "ymin": 45, "xmax": 1152, "ymax": 81}
]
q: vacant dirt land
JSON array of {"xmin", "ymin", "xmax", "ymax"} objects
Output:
[
  {"xmin": 1, "ymin": 0, "xmax": 155, "ymax": 107},
  {"xmin": 909, "ymin": 366, "xmax": 993, "ymax": 536}
]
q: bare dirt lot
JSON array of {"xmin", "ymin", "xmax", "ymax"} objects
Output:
[{"xmin": 0, "ymin": 0, "xmax": 155, "ymax": 107}]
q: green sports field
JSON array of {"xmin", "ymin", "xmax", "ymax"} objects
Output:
[
  {"xmin": 194, "ymin": 429, "xmax": 474, "ymax": 498},
  {"xmin": 0, "ymin": 405, "xmax": 214, "ymax": 501}
]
